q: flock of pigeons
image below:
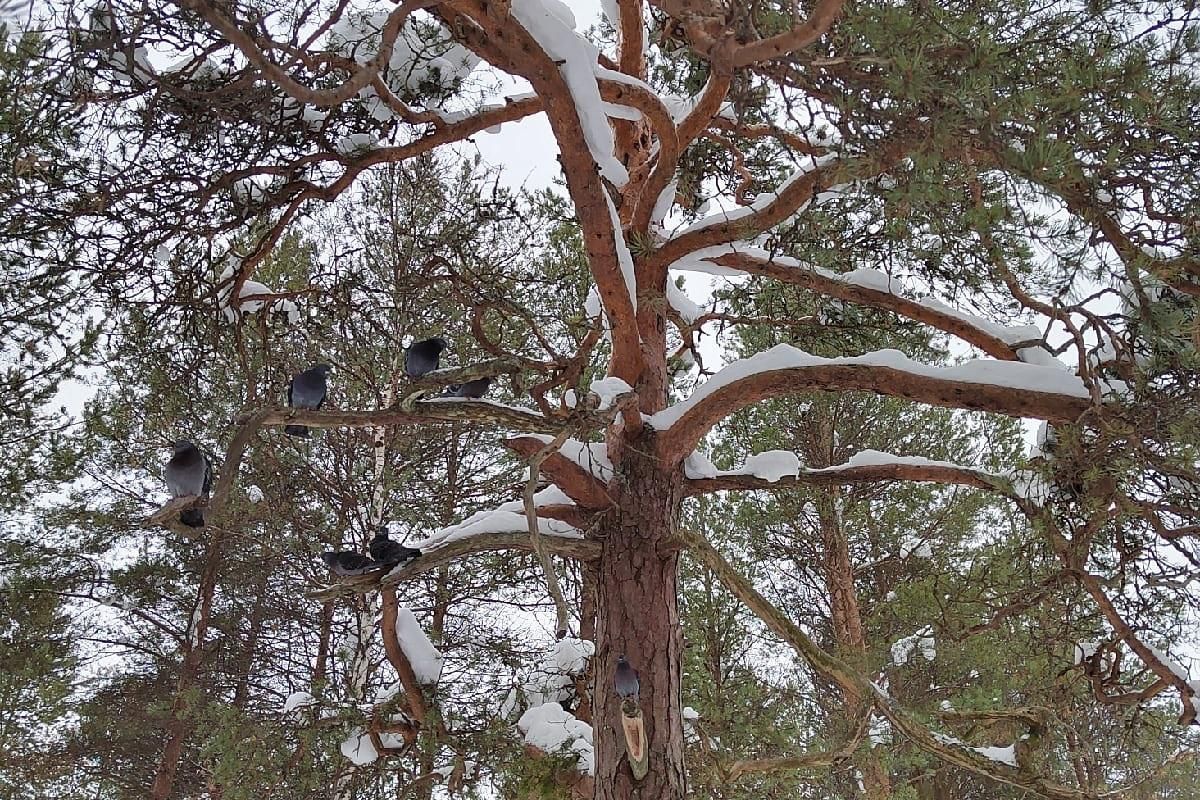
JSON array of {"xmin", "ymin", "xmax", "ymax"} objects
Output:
[
  {"xmin": 161, "ymin": 337, "xmax": 492, "ymax": 577},
  {"xmin": 161, "ymin": 336, "xmax": 648, "ymax": 700}
]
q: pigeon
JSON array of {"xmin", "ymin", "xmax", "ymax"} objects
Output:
[
  {"xmin": 405, "ymin": 337, "xmax": 449, "ymax": 378},
  {"xmin": 369, "ymin": 526, "xmax": 422, "ymax": 567},
  {"xmin": 615, "ymin": 655, "xmax": 640, "ymax": 700},
  {"xmin": 320, "ymin": 551, "xmax": 380, "ymax": 576},
  {"xmin": 285, "ymin": 363, "xmax": 332, "ymax": 437},
  {"xmin": 441, "ymin": 376, "xmax": 491, "ymax": 399},
  {"xmin": 164, "ymin": 440, "xmax": 213, "ymax": 528}
]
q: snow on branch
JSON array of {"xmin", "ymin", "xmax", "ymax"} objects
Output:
[
  {"xmin": 510, "ymin": 0, "xmax": 628, "ymax": 186},
  {"xmin": 652, "ymin": 156, "xmax": 836, "ymax": 267},
  {"xmin": 507, "ymin": 435, "xmax": 615, "ymax": 509},
  {"xmin": 446, "ymin": 0, "xmax": 645, "ymax": 384},
  {"xmin": 651, "ymin": 344, "xmax": 1094, "ymax": 467},
  {"xmin": 684, "ymin": 448, "xmax": 1004, "ymax": 495},
  {"xmin": 682, "ymin": 247, "xmax": 1029, "ymax": 361}
]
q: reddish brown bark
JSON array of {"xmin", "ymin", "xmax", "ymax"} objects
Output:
[{"xmin": 593, "ymin": 431, "xmax": 688, "ymax": 800}]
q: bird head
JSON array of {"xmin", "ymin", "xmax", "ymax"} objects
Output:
[
  {"xmin": 170, "ymin": 439, "xmax": 194, "ymax": 454},
  {"xmin": 431, "ymin": 337, "xmax": 450, "ymax": 353},
  {"xmin": 314, "ymin": 363, "xmax": 333, "ymax": 374},
  {"xmin": 319, "ymin": 552, "xmax": 340, "ymax": 568},
  {"xmin": 617, "ymin": 654, "xmax": 628, "ymax": 665},
  {"xmin": 373, "ymin": 525, "xmax": 390, "ymax": 539}
]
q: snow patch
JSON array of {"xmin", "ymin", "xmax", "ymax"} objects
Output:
[
  {"xmin": 891, "ymin": 626, "xmax": 936, "ymax": 665},
  {"xmin": 587, "ymin": 377, "xmax": 632, "ymax": 410},
  {"xmin": 281, "ymin": 691, "xmax": 317, "ymax": 713},
  {"xmin": 516, "ymin": 702, "xmax": 595, "ymax": 775},
  {"xmin": 394, "ymin": 607, "xmax": 444, "ymax": 684}
]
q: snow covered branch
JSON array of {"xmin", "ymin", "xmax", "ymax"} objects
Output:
[
  {"xmin": 684, "ymin": 450, "xmax": 1004, "ymax": 496},
  {"xmin": 507, "ymin": 435, "xmax": 616, "ymax": 509},
  {"xmin": 652, "ymin": 344, "xmax": 1094, "ymax": 467},
  {"xmin": 445, "ymin": 0, "xmax": 646, "ymax": 384},
  {"xmin": 651, "ymin": 158, "xmax": 833, "ymax": 270},
  {"xmin": 695, "ymin": 249, "xmax": 1026, "ymax": 361}
]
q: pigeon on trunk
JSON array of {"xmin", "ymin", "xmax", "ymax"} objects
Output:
[
  {"xmin": 405, "ymin": 337, "xmax": 448, "ymax": 378},
  {"xmin": 164, "ymin": 440, "xmax": 213, "ymax": 528},
  {"xmin": 615, "ymin": 655, "xmax": 640, "ymax": 701},
  {"xmin": 441, "ymin": 376, "xmax": 492, "ymax": 399},
  {"xmin": 369, "ymin": 526, "xmax": 422, "ymax": 567},
  {"xmin": 286, "ymin": 363, "xmax": 332, "ymax": 437},
  {"xmin": 320, "ymin": 551, "xmax": 379, "ymax": 576}
]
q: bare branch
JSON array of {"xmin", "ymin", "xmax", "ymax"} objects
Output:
[{"xmin": 731, "ymin": 0, "xmax": 845, "ymax": 66}]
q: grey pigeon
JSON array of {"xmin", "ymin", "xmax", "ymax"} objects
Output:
[
  {"xmin": 164, "ymin": 440, "xmax": 213, "ymax": 528},
  {"xmin": 369, "ymin": 526, "xmax": 422, "ymax": 567},
  {"xmin": 615, "ymin": 655, "xmax": 640, "ymax": 700},
  {"xmin": 286, "ymin": 363, "xmax": 332, "ymax": 437},
  {"xmin": 405, "ymin": 337, "xmax": 448, "ymax": 378},
  {"xmin": 441, "ymin": 376, "xmax": 491, "ymax": 399},
  {"xmin": 320, "ymin": 551, "xmax": 380, "ymax": 576}
]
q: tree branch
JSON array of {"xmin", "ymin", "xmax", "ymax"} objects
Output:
[
  {"xmin": 685, "ymin": 461, "xmax": 1004, "ymax": 496},
  {"xmin": 707, "ymin": 250, "xmax": 1023, "ymax": 360},
  {"xmin": 730, "ymin": 0, "xmax": 845, "ymax": 66},
  {"xmin": 307, "ymin": 532, "xmax": 601, "ymax": 602},
  {"xmin": 653, "ymin": 348, "xmax": 1093, "ymax": 466},
  {"xmin": 507, "ymin": 435, "xmax": 615, "ymax": 509}
]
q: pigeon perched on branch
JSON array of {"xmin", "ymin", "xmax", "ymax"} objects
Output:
[
  {"xmin": 286, "ymin": 364, "xmax": 332, "ymax": 437},
  {"xmin": 164, "ymin": 440, "xmax": 213, "ymax": 528},
  {"xmin": 615, "ymin": 655, "xmax": 640, "ymax": 700},
  {"xmin": 320, "ymin": 551, "xmax": 379, "ymax": 576},
  {"xmin": 369, "ymin": 526, "xmax": 422, "ymax": 567},
  {"xmin": 405, "ymin": 337, "xmax": 448, "ymax": 378},
  {"xmin": 441, "ymin": 376, "xmax": 491, "ymax": 399}
]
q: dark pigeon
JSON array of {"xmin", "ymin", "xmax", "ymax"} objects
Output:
[
  {"xmin": 320, "ymin": 551, "xmax": 380, "ymax": 576},
  {"xmin": 164, "ymin": 440, "xmax": 213, "ymax": 528},
  {"xmin": 286, "ymin": 363, "xmax": 332, "ymax": 437},
  {"xmin": 615, "ymin": 655, "xmax": 640, "ymax": 700},
  {"xmin": 369, "ymin": 526, "xmax": 422, "ymax": 567},
  {"xmin": 405, "ymin": 337, "xmax": 449, "ymax": 378},
  {"xmin": 441, "ymin": 376, "xmax": 492, "ymax": 399}
]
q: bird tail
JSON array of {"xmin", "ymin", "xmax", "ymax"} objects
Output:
[
  {"xmin": 284, "ymin": 424, "xmax": 310, "ymax": 437},
  {"xmin": 180, "ymin": 509, "xmax": 205, "ymax": 528}
]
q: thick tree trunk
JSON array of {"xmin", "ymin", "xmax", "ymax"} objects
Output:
[{"xmin": 593, "ymin": 432, "xmax": 687, "ymax": 800}]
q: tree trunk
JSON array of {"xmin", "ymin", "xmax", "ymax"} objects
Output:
[
  {"xmin": 151, "ymin": 529, "xmax": 226, "ymax": 799},
  {"xmin": 593, "ymin": 431, "xmax": 687, "ymax": 800}
]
